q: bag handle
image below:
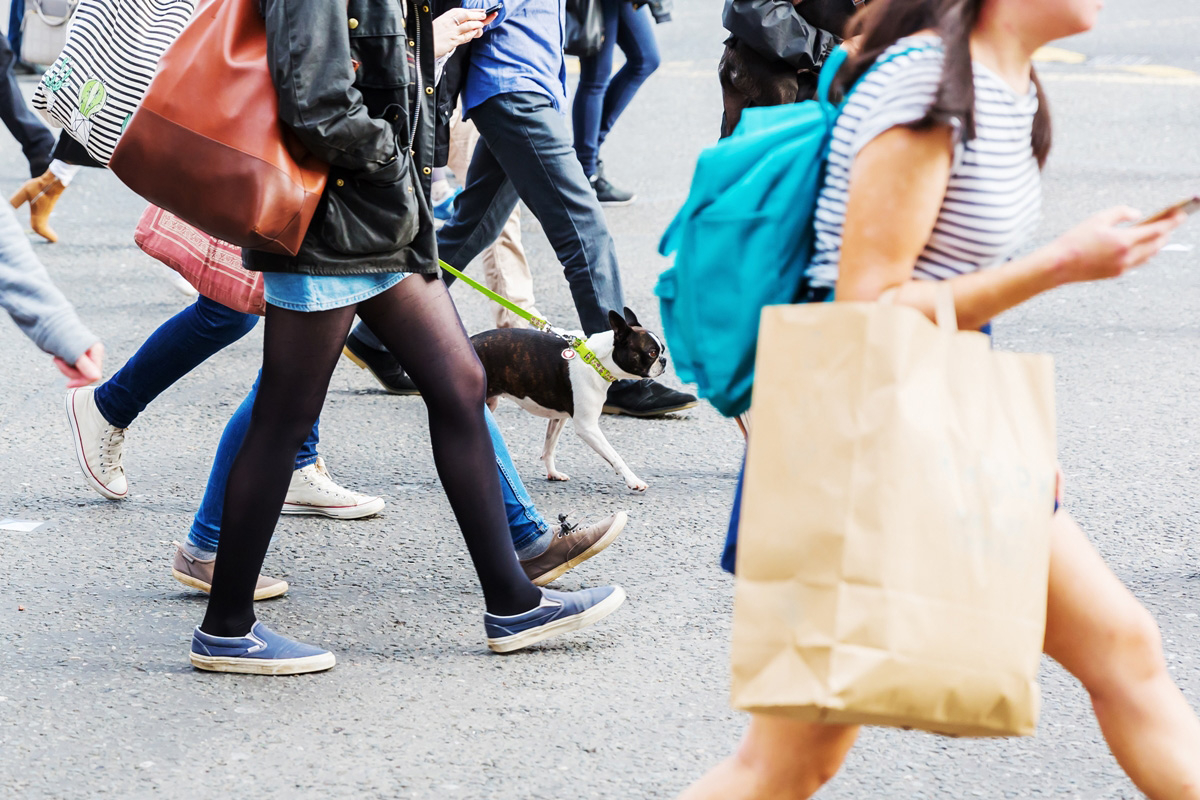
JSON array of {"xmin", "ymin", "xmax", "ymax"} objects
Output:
[
  {"xmin": 28, "ymin": 0, "xmax": 78, "ymax": 27},
  {"xmin": 879, "ymin": 283, "xmax": 958, "ymax": 331}
]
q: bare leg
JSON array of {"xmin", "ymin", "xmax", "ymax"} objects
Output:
[
  {"xmin": 678, "ymin": 715, "xmax": 858, "ymax": 800},
  {"xmin": 1043, "ymin": 512, "xmax": 1200, "ymax": 798}
]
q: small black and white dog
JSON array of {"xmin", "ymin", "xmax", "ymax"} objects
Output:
[{"xmin": 471, "ymin": 308, "xmax": 667, "ymax": 493}]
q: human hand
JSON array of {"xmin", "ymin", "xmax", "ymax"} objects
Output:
[
  {"xmin": 54, "ymin": 342, "xmax": 104, "ymax": 388},
  {"xmin": 1050, "ymin": 206, "xmax": 1185, "ymax": 284},
  {"xmin": 432, "ymin": 8, "xmax": 490, "ymax": 59}
]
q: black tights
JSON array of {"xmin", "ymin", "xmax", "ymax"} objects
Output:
[{"xmin": 200, "ymin": 273, "xmax": 542, "ymax": 637}]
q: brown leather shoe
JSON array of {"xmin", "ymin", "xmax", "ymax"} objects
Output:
[
  {"xmin": 520, "ymin": 512, "xmax": 627, "ymax": 587},
  {"xmin": 171, "ymin": 544, "xmax": 289, "ymax": 601},
  {"xmin": 10, "ymin": 170, "xmax": 66, "ymax": 243}
]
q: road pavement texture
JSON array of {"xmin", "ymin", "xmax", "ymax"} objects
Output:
[{"xmin": 2, "ymin": 2, "xmax": 1199, "ymax": 797}]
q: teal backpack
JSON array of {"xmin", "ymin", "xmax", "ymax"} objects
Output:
[{"xmin": 656, "ymin": 44, "xmax": 930, "ymax": 418}]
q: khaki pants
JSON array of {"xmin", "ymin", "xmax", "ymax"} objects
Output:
[{"xmin": 448, "ymin": 106, "xmax": 541, "ymax": 329}]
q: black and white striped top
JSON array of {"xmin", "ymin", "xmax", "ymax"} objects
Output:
[{"xmin": 807, "ymin": 35, "xmax": 1043, "ymax": 289}]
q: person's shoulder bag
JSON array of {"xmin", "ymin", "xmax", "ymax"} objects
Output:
[{"xmin": 109, "ymin": 0, "xmax": 329, "ymax": 256}]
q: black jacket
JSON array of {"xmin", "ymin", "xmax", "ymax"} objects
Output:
[
  {"xmin": 246, "ymin": 0, "xmax": 439, "ymax": 276},
  {"xmin": 635, "ymin": 0, "xmax": 672, "ymax": 23},
  {"xmin": 722, "ymin": 0, "xmax": 840, "ymax": 72}
]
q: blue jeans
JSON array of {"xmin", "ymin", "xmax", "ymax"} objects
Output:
[
  {"xmin": 437, "ymin": 91, "xmax": 625, "ymax": 336},
  {"xmin": 94, "ymin": 296, "xmax": 258, "ymax": 427},
  {"xmin": 187, "ymin": 394, "xmax": 547, "ymax": 552},
  {"xmin": 571, "ymin": 0, "xmax": 660, "ymax": 177}
]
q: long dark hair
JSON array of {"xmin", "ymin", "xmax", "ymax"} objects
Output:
[{"xmin": 832, "ymin": 0, "xmax": 1052, "ymax": 168}]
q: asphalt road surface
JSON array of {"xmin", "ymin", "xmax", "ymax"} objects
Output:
[{"xmin": 2, "ymin": 2, "xmax": 1199, "ymax": 798}]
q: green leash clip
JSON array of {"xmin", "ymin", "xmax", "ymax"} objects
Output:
[{"xmin": 438, "ymin": 259, "xmax": 616, "ymax": 384}]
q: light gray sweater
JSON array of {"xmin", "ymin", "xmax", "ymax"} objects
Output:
[{"xmin": 0, "ymin": 204, "xmax": 96, "ymax": 364}]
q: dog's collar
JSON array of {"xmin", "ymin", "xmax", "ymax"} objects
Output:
[
  {"xmin": 562, "ymin": 335, "xmax": 616, "ymax": 383},
  {"xmin": 439, "ymin": 259, "xmax": 617, "ymax": 384}
]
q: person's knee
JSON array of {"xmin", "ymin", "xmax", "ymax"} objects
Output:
[
  {"xmin": 633, "ymin": 48, "xmax": 661, "ymax": 79},
  {"xmin": 194, "ymin": 297, "xmax": 258, "ymax": 341},
  {"xmin": 1090, "ymin": 605, "xmax": 1168, "ymax": 701},
  {"xmin": 731, "ymin": 718, "xmax": 849, "ymax": 800},
  {"xmin": 427, "ymin": 350, "xmax": 488, "ymax": 414}
]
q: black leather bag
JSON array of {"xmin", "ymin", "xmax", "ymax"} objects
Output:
[{"xmin": 565, "ymin": 0, "xmax": 604, "ymax": 57}]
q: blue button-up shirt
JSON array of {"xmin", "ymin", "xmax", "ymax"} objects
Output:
[{"xmin": 461, "ymin": 0, "xmax": 568, "ymax": 119}]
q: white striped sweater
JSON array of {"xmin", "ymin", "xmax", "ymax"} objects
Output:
[{"xmin": 807, "ymin": 35, "xmax": 1043, "ymax": 289}]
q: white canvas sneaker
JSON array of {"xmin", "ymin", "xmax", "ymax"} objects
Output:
[
  {"xmin": 65, "ymin": 387, "xmax": 128, "ymax": 500},
  {"xmin": 282, "ymin": 457, "xmax": 385, "ymax": 519}
]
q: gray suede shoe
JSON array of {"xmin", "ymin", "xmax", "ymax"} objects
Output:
[{"xmin": 171, "ymin": 544, "xmax": 288, "ymax": 601}]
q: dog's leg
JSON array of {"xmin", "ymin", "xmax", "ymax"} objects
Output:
[
  {"xmin": 570, "ymin": 403, "xmax": 648, "ymax": 493},
  {"xmin": 541, "ymin": 417, "xmax": 570, "ymax": 481}
]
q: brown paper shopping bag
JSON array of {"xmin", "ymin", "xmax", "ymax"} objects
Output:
[{"xmin": 731, "ymin": 290, "xmax": 1057, "ymax": 737}]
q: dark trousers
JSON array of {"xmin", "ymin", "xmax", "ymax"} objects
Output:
[
  {"xmin": 0, "ymin": 33, "xmax": 53, "ymax": 177},
  {"xmin": 438, "ymin": 91, "xmax": 625, "ymax": 336}
]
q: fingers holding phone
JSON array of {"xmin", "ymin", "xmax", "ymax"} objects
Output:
[
  {"xmin": 432, "ymin": 7, "xmax": 494, "ymax": 57},
  {"xmin": 1052, "ymin": 203, "xmax": 1188, "ymax": 284}
]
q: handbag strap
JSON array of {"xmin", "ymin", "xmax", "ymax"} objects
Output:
[
  {"xmin": 28, "ymin": 0, "xmax": 78, "ymax": 27},
  {"xmin": 880, "ymin": 284, "xmax": 958, "ymax": 331}
]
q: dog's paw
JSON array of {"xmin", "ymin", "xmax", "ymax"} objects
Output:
[
  {"xmin": 546, "ymin": 470, "xmax": 571, "ymax": 482},
  {"xmin": 626, "ymin": 479, "xmax": 649, "ymax": 493}
]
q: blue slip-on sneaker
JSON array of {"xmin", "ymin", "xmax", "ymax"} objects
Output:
[
  {"xmin": 485, "ymin": 586, "xmax": 626, "ymax": 654},
  {"xmin": 190, "ymin": 621, "xmax": 336, "ymax": 675},
  {"xmin": 433, "ymin": 186, "xmax": 463, "ymax": 221}
]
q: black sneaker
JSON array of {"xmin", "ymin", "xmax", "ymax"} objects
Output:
[
  {"xmin": 342, "ymin": 330, "xmax": 419, "ymax": 395},
  {"xmin": 603, "ymin": 379, "xmax": 698, "ymax": 417},
  {"xmin": 590, "ymin": 161, "xmax": 636, "ymax": 207}
]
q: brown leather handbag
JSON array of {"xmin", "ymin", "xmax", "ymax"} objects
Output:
[{"xmin": 109, "ymin": 0, "xmax": 328, "ymax": 256}]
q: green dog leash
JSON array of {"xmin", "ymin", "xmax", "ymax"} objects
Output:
[{"xmin": 438, "ymin": 259, "xmax": 616, "ymax": 384}]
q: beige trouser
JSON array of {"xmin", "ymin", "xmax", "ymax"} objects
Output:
[{"xmin": 447, "ymin": 105, "xmax": 542, "ymax": 329}]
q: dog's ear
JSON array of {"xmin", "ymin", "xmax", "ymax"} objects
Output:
[
  {"xmin": 609, "ymin": 309, "xmax": 631, "ymax": 339},
  {"xmin": 622, "ymin": 306, "xmax": 641, "ymax": 329}
]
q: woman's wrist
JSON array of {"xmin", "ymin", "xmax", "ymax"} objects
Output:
[{"xmin": 1028, "ymin": 240, "xmax": 1078, "ymax": 290}]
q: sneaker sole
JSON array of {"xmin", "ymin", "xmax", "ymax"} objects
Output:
[
  {"xmin": 341, "ymin": 346, "xmax": 420, "ymax": 395},
  {"xmin": 601, "ymin": 400, "xmax": 699, "ymax": 418},
  {"xmin": 599, "ymin": 196, "xmax": 637, "ymax": 207},
  {"xmin": 64, "ymin": 389, "xmax": 127, "ymax": 501},
  {"xmin": 190, "ymin": 650, "xmax": 336, "ymax": 675},
  {"xmin": 280, "ymin": 495, "xmax": 386, "ymax": 520},
  {"xmin": 486, "ymin": 586, "xmax": 627, "ymax": 654},
  {"xmin": 172, "ymin": 569, "xmax": 290, "ymax": 601},
  {"xmin": 529, "ymin": 511, "xmax": 628, "ymax": 587}
]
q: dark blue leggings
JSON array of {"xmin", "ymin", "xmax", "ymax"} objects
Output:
[{"xmin": 571, "ymin": 0, "xmax": 661, "ymax": 177}]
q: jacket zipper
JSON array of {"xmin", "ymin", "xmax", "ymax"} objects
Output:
[{"xmin": 408, "ymin": 1, "xmax": 422, "ymax": 154}]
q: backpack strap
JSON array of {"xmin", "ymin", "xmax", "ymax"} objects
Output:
[
  {"xmin": 818, "ymin": 41, "xmax": 944, "ymax": 111},
  {"xmin": 817, "ymin": 46, "xmax": 850, "ymax": 111}
]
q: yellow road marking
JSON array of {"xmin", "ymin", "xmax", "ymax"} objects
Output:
[
  {"xmin": 1033, "ymin": 46, "xmax": 1087, "ymax": 65},
  {"xmin": 1040, "ymin": 71, "xmax": 1200, "ymax": 88},
  {"xmin": 1121, "ymin": 64, "xmax": 1200, "ymax": 80}
]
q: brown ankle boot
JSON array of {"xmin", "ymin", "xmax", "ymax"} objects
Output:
[{"xmin": 10, "ymin": 170, "xmax": 66, "ymax": 243}]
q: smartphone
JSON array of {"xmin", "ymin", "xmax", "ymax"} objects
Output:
[
  {"xmin": 482, "ymin": 2, "xmax": 503, "ymax": 15},
  {"xmin": 1139, "ymin": 195, "xmax": 1200, "ymax": 225}
]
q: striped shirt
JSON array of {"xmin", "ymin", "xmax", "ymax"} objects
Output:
[{"xmin": 807, "ymin": 36, "xmax": 1043, "ymax": 289}]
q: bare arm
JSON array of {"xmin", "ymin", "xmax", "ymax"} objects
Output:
[{"xmin": 835, "ymin": 125, "xmax": 1185, "ymax": 328}]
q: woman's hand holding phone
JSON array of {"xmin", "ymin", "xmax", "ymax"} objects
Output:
[{"xmin": 1048, "ymin": 205, "xmax": 1187, "ymax": 285}]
